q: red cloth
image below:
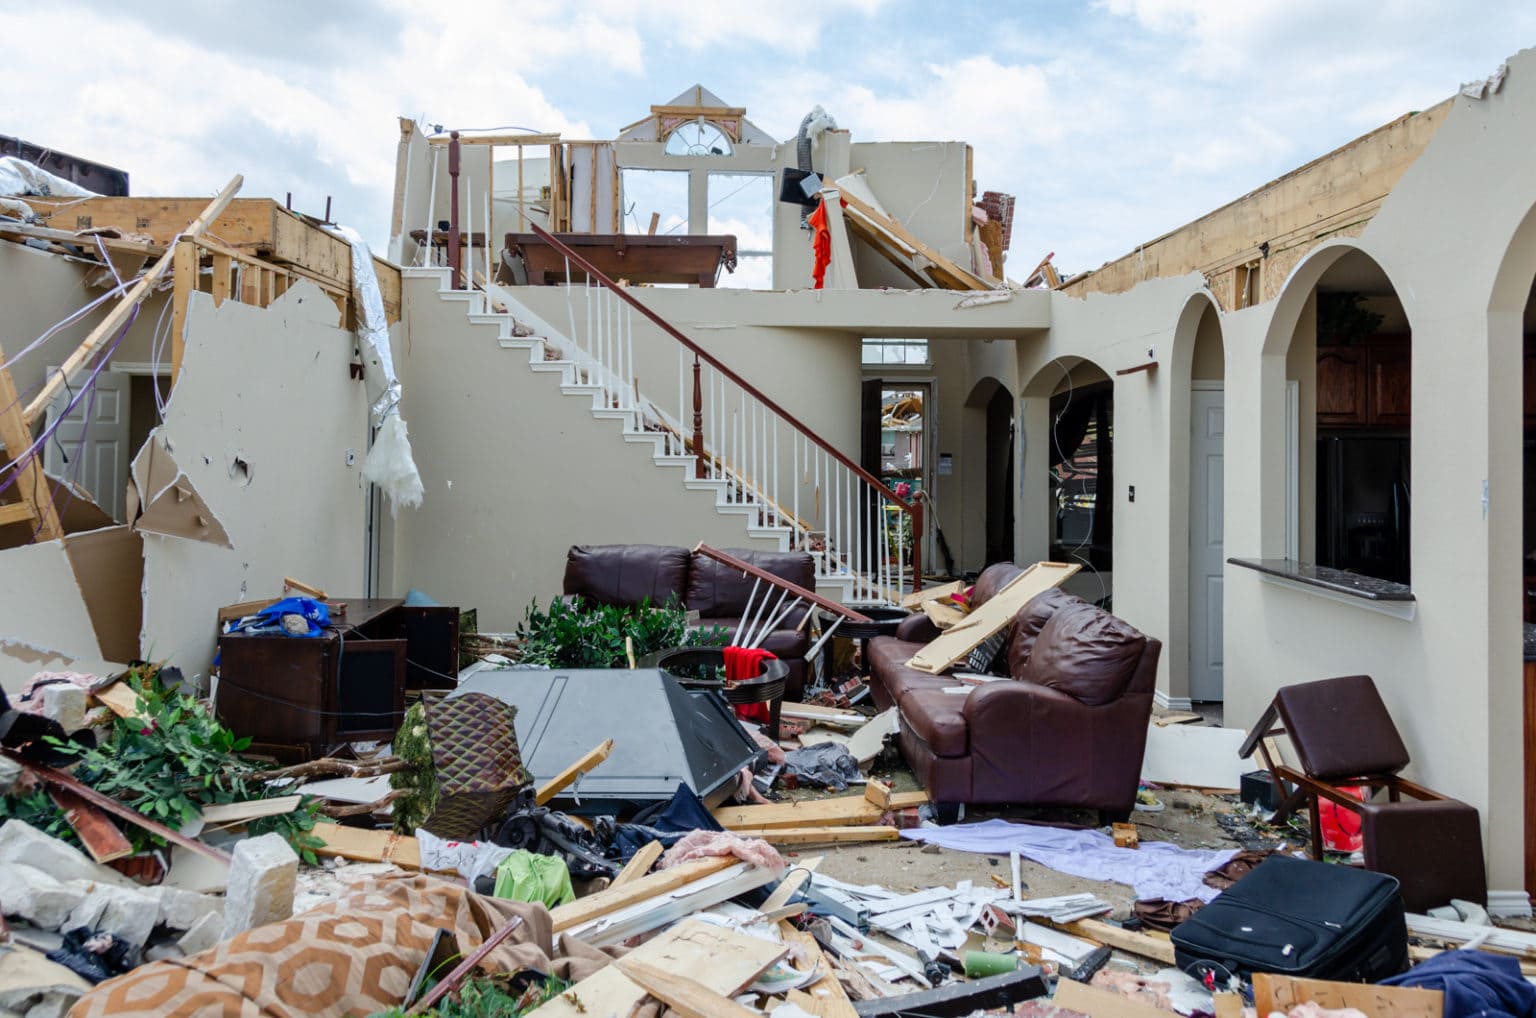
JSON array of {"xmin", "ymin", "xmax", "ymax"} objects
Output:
[
  {"xmin": 723, "ymin": 646, "xmax": 777, "ymax": 724},
  {"xmin": 807, "ymin": 196, "xmax": 846, "ymax": 290},
  {"xmin": 1319, "ymin": 785, "xmax": 1365, "ymax": 852}
]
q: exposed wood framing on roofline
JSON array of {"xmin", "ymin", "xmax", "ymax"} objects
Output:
[
  {"xmin": 427, "ymin": 132, "xmax": 561, "ymax": 146},
  {"xmin": 1059, "ymin": 97, "xmax": 1453, "ymax": 311}
]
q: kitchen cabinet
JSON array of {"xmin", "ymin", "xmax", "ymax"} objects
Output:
[
  {"xmin": 1316, "ymin": 346, "xmax": 1367, "ymax": 427},
  {"xmin": 1316, "ymin": 335, "xmax": 1409, "ymax": 429}
]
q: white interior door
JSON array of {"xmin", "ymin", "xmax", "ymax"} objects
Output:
[
  {"xmin": 1189, "ymin": 387, "xmax": 1225, "ymax": 701},
  {"xmin": 43, "ymin": 369, "xmax": 128, "ymax": 523}
]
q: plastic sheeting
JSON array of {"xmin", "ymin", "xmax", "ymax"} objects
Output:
[
  {"xmin": 334, "ymin": 226, "xmax": 424, "ymax": 511},
  {"xmin": 0, "ymin": 156, "xmax": 96, "ymax": 200}
]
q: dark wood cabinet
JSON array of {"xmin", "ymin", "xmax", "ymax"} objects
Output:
[
  {"xmin": 1524, "ymin": 342, "xmax": 1536, "ymax": 428},
  {"xmin": 1368, "ymin": 343, "xmax": 1411, "ymax": 427},
  {"xmin": 1316, "ymin": 346, "xmax": 1367, "ymax": 426},
  {"xmin": 215, "ymin": 598, "xmax": 460, "ymax": 762},
  {"xmin": 1317, "ymin": 335, "xmax": 1410, "ymax": 429}
]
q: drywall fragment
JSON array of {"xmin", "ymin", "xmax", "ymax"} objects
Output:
[
  {"xmin": 67, "ymin": 884, "xmax": 160, "ymax": 948},
  {"xmin": 0, "ymin": 820, "xmax": 125, "ymax": 886},
  {"xmin": 0, "ymin": 863, "xmax": 87, "ymax": 930},
  {"xmin": 40, "ymin": 684, "xmax": 87, "ymax": 732},
  {"xmin": 61, "ymin": 526, "xmax": 143, "ymax": 664},
  {"xmin": 176, "ymin": 911, "xmax": 225, "ymax": 956},
  {"xmin": 222, "ymin": 833, "xmax": 298, "ymax": 938},
  {"xmin": 127, "ymin": 437, "xmax": 232, "ymax": 548},
  {"xmin": 0, "ymin": 543, "xmax": 105, "ymax": 672}
]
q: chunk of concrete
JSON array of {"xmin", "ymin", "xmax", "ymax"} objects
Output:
[
  {"xmin": 39, "ymin": 684, "xmax": 87, "ymax": 732},
  {"xmin": 0, "ymin": 821, "xmax": 123, "ymax": 886},
  {"xmin": 66, "ymin": 884, "xmax": 160, "ymax": 949},
  {"xmin": 176, "ymin": 911, "xmax": 225, "ymax": 957},
  {"xmin": 0, "ymin": 863, "xmax": 86, "ymax": 931},
  {"xmin": 221, "ymin": 833, "xmax": 297, "ymax": 939},
  {"xmin": 0, "ymin": 944, "xmax": 90, "ymax": 1018},
  {"xmin": 143, "ymin": 884, "xmax": 223, "ymax": 931}
]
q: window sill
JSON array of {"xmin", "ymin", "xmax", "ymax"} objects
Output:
[{"xmin": 1227, "ymin": 558, "xmax": 1416, "ymax": 621}]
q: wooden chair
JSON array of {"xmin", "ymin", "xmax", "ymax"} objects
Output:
[{"xmin": 1239, "ymin": 674, "xmax": 1485, "ymax": 912}]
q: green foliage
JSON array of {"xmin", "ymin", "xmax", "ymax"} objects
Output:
[
  {"xmin": 389, "ymin": 701, "xmax": 440, "ymax": 834},
  {"xmin": 517, "ymin": 596, "xmax": 727, "ymax": 670},
  {"xmin": 366, "ymin": 972, "xmax": 568, "ymax": 1018},
  {"xmin": 0, "ymin": 787, "xmax": 78, "ymax": 845},
  {"xmin": 41, "ymin": 666, "xmax": 323, "ymax": 862}
]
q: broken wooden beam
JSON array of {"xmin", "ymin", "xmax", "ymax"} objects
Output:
[
  {"xmin": 615, "ymin": 959, "xmax": 762, "ymax": 1018},
  {"xmin": 47, "ymin": 786, "xmax": 133, "ymax": 863},
  {"xmin": 713, "ymin": 795, "xmax": 883, "ymax": 831},
  {"xmin": 1049, "ymin": 917, "xmax": 1176, "ymax": 965},
  {"xmin": 311, "ymin": 821, "xmax": 422, "ymax": 869},
  {"xmin": 548, "ymin": 855, "xmax": 737, "ymax": 933},
  {"xmin": 535, "ymin": 738, "xmax": 614, "ymax": 805},
  {"xmin": 728, "ymin": 826, "xmax": 899, "ymax": 845},
  {"xmin": 610, "ymin": 840, "xmax": 663, "ymax": 888}
]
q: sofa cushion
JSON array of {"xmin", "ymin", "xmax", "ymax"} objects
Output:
[
  {"xmin": 1007, "ymin": 588, "xmax": 1088, "ymax": 676},
  {"xmin": 968, "ymin": 562, "xmax": 1024, "ymax": 611},
  {"xmin": 1025, "ymin": 603, "xmax": 1147, "ymax": 706},
  {"xmin": 686, "ymin": 549, "xmax": 815, "ymax": 618},
  {"xmin": 563, "ymin": 544, "xmax": 690, "ymax": 609},
  {"xmin": 898, "ymin": 688, "xmax": 969, "ymax": 757},
  {"xmin": 867, "ymin": 638, "xmax": 955, "ymax": 703}
]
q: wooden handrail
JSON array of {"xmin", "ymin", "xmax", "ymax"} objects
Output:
[
  {"xmin": 528, "ymin": 224, "xmax": 916, "ymax": 520},
  {"xmin": 694, "ymin": 544, "xmax": 872, "ymax": 622}
]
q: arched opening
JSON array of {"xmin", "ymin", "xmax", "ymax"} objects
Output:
[
  {"xmin": 1022, "ymin": 357, "xmax": 1113, "ymax": 605},
  {"xmin": 963, "ymin": 377, "xmax": 1015, "ymax": 569},
  {"xmin": 1266, "ymin": 247, "xmax": 1412, "ymax": 584}
]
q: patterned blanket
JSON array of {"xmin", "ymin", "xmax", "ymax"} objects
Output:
[{"xmin": 69, "ymin": 874, "xmax": 612, "ymax": 1018}]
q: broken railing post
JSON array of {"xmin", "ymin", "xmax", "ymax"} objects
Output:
[
  {"xmin": 912, "ymin": 501, "xmax": 924, "ymax": 593},
  {"xmin": 692, "ymin": 353, "xmax": 705, "ymax": 479},
  {"xmin": 447, "ymin": 131, "xmax": 462, "ymax": 290}
]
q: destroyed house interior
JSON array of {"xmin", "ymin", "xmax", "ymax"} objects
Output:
[{"xmin": 2, "ymin": 51, "xmax": 1536, "ymax": 1018}]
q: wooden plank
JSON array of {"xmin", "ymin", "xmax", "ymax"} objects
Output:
[
  {"xmin": 833, "ymin": 183, "xmax": 993, "ymax": 292},
  {"xmin": 1050, "ymin": 918, "xmax": 1176, "ymax": 965},
  {"xmin": 0, "ymin": 341, "xmax": 62, "ymax": 541},
  {"xmin": 781, "ymin": 702, "xmax": 868, "ymax": 728},
  {"xmin": 48, "ymin": 787, "xmax": 133, "ymax": 863},
  {"xmin": 0, "ymin": 221, "xmax": 165, "ymax": 258},
  {"xmin": 0, "ymin": 501, "xmax": 36, "ymax": 527},
  {"xmin": 1253, "ymin": 973, "xmax": 1442, "ymax": 1018},
  {"xmin": 199, "ymin": 795, "xmax": 305, "ymax": 825},
  {"xmin": 729, "ymin": 826, "xmax": 898, "ymax": 845},
  {"xmin": 535, "ymin": 738, "xmax": 614, "ymax": 805},
  {"xmin": 547, "ymin": 855, "xmax": 736, "ymax": 933},
  {"xmin": 282, "ymin": 576, "xmax": 326, "ymax": 599},
  {"xmin": 714, "ymin": 795, "xmax": 883, "ymax": 831},
  {"xmin": 901, "ymin": 580, "xmax": 963, "ymax": 609},
  {"xmin": 761, "ymin": 855, "xmax": 822, "ymax": 912},
  {"xmin": 781, "ymin": 924, "xmax": 860, "ymax": 1018},
  {"xmin": 616, "ymin": 960, "xmax": 761, "ymax": 1018},
  {"xmin": 1054, "ymin": 978, "xmax": 1175, "ymax": 1018},
  {"xmin": 90, "ymin": 680, "xmax": 145, "ymax": 720},
  {"xmin": 907, "ymin": 562, "xmax": 1081, "ymax": 674},
  {"xmin": 1213, "ymin": 993, "xmax": 1243, "ymax": 1018},
  {"xmin": 428, "ymin": 131, "xmax": 561, "ymax": 146},
  {"xmin": 311, "ymin": 821, "xmax": 422, "ymax": 869},
  {"xmin": 170, "ymin": 240, "xmax": 194, "ymax": 385},
  {"xmin": 610, "ymin": 840, "xmax": 663, "ymax": 888}
]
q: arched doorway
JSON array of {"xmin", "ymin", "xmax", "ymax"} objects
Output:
[
  {"xmin": 963, "ymin": 377, "xmax": 1016, "ymax": 569},
  {"xmin": 1176, "ymin": 299, "xmax": 1226, "ymax": 702},
  {"xmin": 1021, "ymin": 357, "xmax": 1113, "ymax": 606}
]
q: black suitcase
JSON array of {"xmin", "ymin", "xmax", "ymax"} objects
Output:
[{"xmin": 1171, "ymin": 855, "xmax": 1407, "ymax": 982}]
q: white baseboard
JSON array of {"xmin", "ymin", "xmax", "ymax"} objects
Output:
[
  {"xmin": 1487, "ymin": 889, "xmax": 1532, "ymax": 918},
  {"xmin": 1155, "ymin": 690, "xmax": 1193, "ymax": 712}
]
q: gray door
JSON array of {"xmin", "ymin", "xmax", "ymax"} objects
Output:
[
  {"xmin": 44, "ymin": 368, "xmax": 128, "ymax": 522},
  {"xmin": 1189, "ymin": 387, "xmax": 1224, "ymax": 701}
]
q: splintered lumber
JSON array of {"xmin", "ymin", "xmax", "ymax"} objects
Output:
[
  {"xmin": 535, "ymin": 738, "xmax": 614, "ymax": 805},
  {"xmin": 1405, "ymin": 912, "xmax": 1536, "ymax": 961},
  {"xmin": 1253, "ymin": 974, "xmax": 1442, "ymax": 1018},
  {"xmin": 1053, "ymin": 978, "xmax": 1171, "ymax": 1018},
  {"xmin": 714, "ymin": 795, "xmax": 883, "ymax": 830},
  {"xmin": 23, "ymin": 176, "xmax": 243, "ymax": 427},
  {"xmin": 901, "ymin": 580, "xmax": 963, "ymax": 610},
  {"xmin": 548, "ymin": 855, "xmax": 736, "ymax": 932},
  {"xmin": 762, "ymin": 855, "xmax": 822, "ymax": 912},
  {"xmin": 781, "ymin": 702, "xmax": 868, "ymax": 729},
  {"xmin": 907, "ymin": 562, "xmax": 1080, "ymax": 674},
  {"xmin": 562, "ymin": 861, "xmax": 778, "ymax": 946},
  {"xmin": 48, "ymin": 787, "xmax": 133, "ymax": 863},
  {"xmin": 89, "ymin": 679, "xmax": 145, "ymax": 720},
  {"xmin": 781, "ymin": 923, "xmax": 860, "ymax": 1018},
  {"xmin": 865, "ymin": 781, "xmax": 928, "ymax": 811},
  {"xmin": 729, "ymin": 826, "xmax": 899, "ymax": 845},
  {"xmin": 311, "ymin": 821, "xmax": 422, "ymax": 869},
  {"xmin": 199, "ymin": 795, "xmax": 305, "ymax": 826},
  {"xmin": 529, "ymin": 917, "xmax": 785, "ymax": 1018},
  {"xmin": 616, "ymin": 960, "xmax": 762, "ymax": 1018},
  {"xmin": 610, "ymin": 839, "xmax": 663, "ymax": 887},
  {"xmin": 1049, "ymin": 917, "xmax": 1176, "ymax": 965},
  {"xmin": 852, "ymin": 965, "xmax": 1048, "ymax": 1016}
]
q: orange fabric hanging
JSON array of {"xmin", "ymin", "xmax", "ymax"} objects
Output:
[{"xmin": 808, "ymin": 195, "xmax": 846, "ymax": 290}]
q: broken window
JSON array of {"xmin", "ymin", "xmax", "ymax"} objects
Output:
[
  {"xmin": 707, "ymin": 173, "xmax": 772, "ymax": 290},
  {"xmin": 621, "ymin": 168, "xmax": 689, "ymax": 237}
]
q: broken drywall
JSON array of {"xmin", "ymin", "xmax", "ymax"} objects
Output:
[
  {"xmin": 0, "ymin": 541, "xmax": 103, "ymax": 693},
  {"xmin": 136, "ymin": 280, "xmax": 369, "ymax": 684},
  {"xmin": 61, "ymin": 525, "xmax": 144, "ymax": 665}
]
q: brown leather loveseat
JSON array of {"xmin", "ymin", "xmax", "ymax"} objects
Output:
[
  {"xmin": 867, "ymin": 563, "xmax": 1160, "ymax": 819},
  {"xmin": 562, "ymin": 544, "xmax": 816, "ymax": 699}
]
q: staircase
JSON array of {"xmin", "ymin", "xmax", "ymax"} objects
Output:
[{"xmin": 404, "ymin": 244, "xmax": 920, "ymax": 605}]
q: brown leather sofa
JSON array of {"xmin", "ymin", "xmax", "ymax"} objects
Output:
[
  {"xmin": 867, "ymin": 563, "xmax": 1160, "ymax": 819},
  {"xmin": 562, "ymin": 544, "xmax": 815, "ymax": 699}
]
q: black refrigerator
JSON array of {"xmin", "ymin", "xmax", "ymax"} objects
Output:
[{"xmin": 1317, "ymin": 435, "xmax": 1411, "ymax": 584}]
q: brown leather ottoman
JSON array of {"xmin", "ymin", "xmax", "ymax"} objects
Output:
[{"xmin": 1359, "ymin": 798, "xmax": 1487, "ymax": 912}]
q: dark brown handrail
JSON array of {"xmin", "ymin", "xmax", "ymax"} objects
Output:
[
  {"xmin": 694, "ymin": 544, "xmax": 872, "ymax": 622},
  {"xmin": 526, "ymin": 223, "xmax": 922, "ymax": 591}
]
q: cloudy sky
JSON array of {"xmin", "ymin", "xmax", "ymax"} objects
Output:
[{"xmin": 7, "ymin": 1, "xmax": 1534, "ymax": 276}]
